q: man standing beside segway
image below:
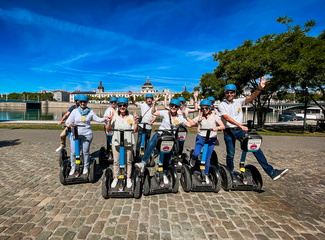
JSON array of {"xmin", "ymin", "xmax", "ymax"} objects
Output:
[
  {"xmin": 128, "ymin": 91, "xmax": 157, "ymax": 160},
  {"xmin": 218, "ymin": 76, "xmax": 289, "ymax": 181}
]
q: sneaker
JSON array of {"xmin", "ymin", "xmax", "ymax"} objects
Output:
[
  {"xmin": 205, "ymin": 175, "xmax": 210, "ymax": 184},
  {"xmin": 56, "ymin": 146, "xmax": 64, "ymax": 152},
  {"xmin": 111, "ymin": 178, "xmax": 118, "ymax": 188},
  {"xmin": 271, "ymin": 169, "xmax": 289, "ymax": 181},
  {"xmin": 126, "ymin": 178, "xmax": 132, "ymax": 188},
  {"xmin": 135, "ymin": 162, "xmax": 145, "ymax": 173},
  {"xmin": 69, "ymin": 167, "xmax": 75, "ymax": 176},
  {"xmin": 83, "ymin": 167, "xmax": 88, "ymax": 175},
  {"xmin": 230, "ymin": 171, "xmax": 237, "ymax": 183},
  {"xmin": 177, "ymin": 161, "xmax": 183, "ymax": 166},
  {"xmin": 163, "ymin": 174, "xmax": 169, "ymax": 184}
]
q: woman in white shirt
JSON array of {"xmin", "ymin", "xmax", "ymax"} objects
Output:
[
  {"xmin": 135, "ymin": 98, "xmax": 193, "ymax": 173},
  {"xmin": 189, "ymin": 100, "xmax": 225, "ymax": 182},
  {"xmin": 66, "ymin": 95, "xmax": 107, "ymax": 175},
  {"xmin": 105, "ymin": 97, "xmax": 139, "ymax": 189}
]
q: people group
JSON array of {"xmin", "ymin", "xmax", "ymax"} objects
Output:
[{"xmin": 57, "ymin": 78, "xmax": 289, "ymax": 187}]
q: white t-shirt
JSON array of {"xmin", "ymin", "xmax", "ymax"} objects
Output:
[
  {"xmin": 218, "ymin": 98, "xmax": 246, "ymax": 128},
  {"xmin": 66, "ymin": 108, "xmax": 106, "ymax": 136},
  {"xmin": 103, "ymin": 107, "xmax": 118, "ymax": 117},
  {"xmin": 110, "ymin": 113, "xmax": 135, "ymax": 146},
  {"xmin": 158, "ymin": 110, "xmax": 187, "ymax": 132},
  {"xmin": 193, "ymin": 114, "xmax": 220, "ymax": 138},
  {"xmin": 137, "ymin": 103, "xmax": 155, "ymax": 130}
]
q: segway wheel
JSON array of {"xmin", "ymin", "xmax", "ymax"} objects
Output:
[
  {"xmin": 89, "ymin": 159, "xmax": 97, "ymax": 183},
  {"xmin": 210, "ymin": 150, "xmax": 218, "ymax": 167},
  {"xmin": 59, "ymin": 148, "xmax": 67, "ymax": 167},
  {"xmin": 99, "ymin": 147, "xmax": 106, "ymax": 166},
  {"xmin": 218, "ymin": 164, "xmax": 232, "ymax": 191},
  {"xmin": 209, "ymin": 165, "xmax": 221, "ymax": 193},
  {"xmin": 245, "ymin": 165, "xmax": 263, "ymax": 191},
  {"xmin": 133, "ymin": 169, "xmax": 142, "ymax": 199},
  {"xmin": 59, "ymin": 160, "xmax": 69, "ymax": 185},
  {"xmin": 143, "ymin": 169, "xmax": 150, "ymax": 196},
  {"xmin": 180, "ymin": 164, "xmax": 192, "ymax": 192},
  {"xmin": 102, "ymin": 168, "xmax": 112, "ymax": 199},
  {"xmin": 168, "ymin": 165, "xmax": 179, "ymax": 193}
]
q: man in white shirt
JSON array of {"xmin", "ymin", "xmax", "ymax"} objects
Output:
[
  {"xmin": 218, "ymin": 77, "xmax": 289, "ymax": 181},
  {"xmin": 129, "ymin": 92, "xmax": 157, "ymax": 159}
]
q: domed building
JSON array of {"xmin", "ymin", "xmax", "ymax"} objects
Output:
[
  {"xmin": 141, "ymin": 77, "xmax": 156, "ymax": 93},
  {"xmin": 69, "ymin": 76, "xmax": 181, "ymax": 102}
]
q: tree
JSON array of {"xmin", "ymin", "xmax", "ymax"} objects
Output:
[{"xmin": 205, "ymin": 16, "xmax": 324, "ymax": 128}]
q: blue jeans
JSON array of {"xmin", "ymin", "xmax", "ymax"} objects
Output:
[
  {"xmin": 224, "ymin": 129, "xmax": 274, "ymax": 176},
  {"xmin": 192, "ymin": 135, "xmax": 217, "ymax": 175},
  {"xmin": 136, "ymin": 126, "xmax": 152, "ymax": 156},
  {"xmin": 70, "ymin": 134, "xmax": 93, "ymax": 168},
  {"xmin": 141, "ymin": 132, "xmax": 159, "ymax": 164}
]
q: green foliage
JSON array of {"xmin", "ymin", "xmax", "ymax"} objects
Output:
[
  {"xmin": 201, "ymin": 16, "xmax": 325, "ymax": 126},
  {"xmin": 5, "ymin": 92, "xmax": 53, "ymax": 101}
]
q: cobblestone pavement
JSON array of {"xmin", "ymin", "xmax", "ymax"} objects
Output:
[{"xmin": 0, "ymin": 129, "xmax": 324, "ymax": 240}]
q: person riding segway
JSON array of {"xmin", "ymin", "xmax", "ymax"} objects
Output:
[
  {"xmin": 180, "ymin": 100, "xmax": 225, "ymax": 192},
  {"xmin": 99, "ymin": 97, "xmax": 118, "ymax": 166},
  {"xmin": 135, "ymin": 98, "xmax": 194, "ymax": 195},
  {"xmin": 60, "ymin": 95, "xmax": 107, "ymax": 184},
  {"xmin": 217, "ymin": 79, "xmax": 289, "ymax": 187},
  {"xmin": 101, "ymin": 97, "xmax": 142, "ymax": 198}
]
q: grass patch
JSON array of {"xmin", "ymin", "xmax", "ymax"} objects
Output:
[{"xmin": 0, "ymin": 122, "xmax": 324, "ymax": 137}]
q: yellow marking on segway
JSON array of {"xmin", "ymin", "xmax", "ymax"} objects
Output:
[
  {"xmin": 240, "ymin": 168, "xmax": 245, "ymax": 172},
  {"xmin": 200, "ymin": 166, "xmax": 205, "ymax": 170},
  {"xmin": 119, "ymin": 175, "xmax": 125, "ymax": 179},
  {"xmin": 158, "ymin": 167, "xmax": 163, "ymax": 172},
  {"xmin": 141, "ymin": 152, "xmax": 144, "ymax": 155},
  {"xmin": 76, "ymin": 160, "xmax": 81, "ymax": 164}
]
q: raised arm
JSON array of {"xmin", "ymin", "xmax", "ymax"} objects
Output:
[
  {"xmin": 152, "ymin": 96, "xmax": 161, "ymax": 116},
  {"xmin": 245, "ymin": 76, "xmax": 270, "ymax": 104},
  {"xmin": 128, "ymin": 90, "xmax": 138, "ymax": 107},
  {"xmin": 163, "ymin": 92, "xmax": 170, "ymax": 110},
  {"xmin": 188, "ymin": 91, "xmax": 199, "ymax": 113}
]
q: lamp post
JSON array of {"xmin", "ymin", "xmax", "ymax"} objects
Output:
[{"xmin": 302, "ymin": 82, "xmax": 308, "ymax": 132}]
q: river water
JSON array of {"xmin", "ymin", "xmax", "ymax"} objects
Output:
[{"xmin": 0, "ymin": 106, "xmax": 281, "ymax": 123}]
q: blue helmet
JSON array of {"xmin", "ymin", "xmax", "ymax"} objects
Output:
[
  {"xmin": 78, "ymin": 95, "xmax": 89, "ymax": 102},
  {"xmin": 170, "ymin": 99, "xmax": 181, "ymax": 107},
  {"xmin": 117, "ymin": 97, "xmax": 128, "ymax": 105},
  {"xmin": 224, "ymin": 84, "xmax": 237, "ymax": 92},
  {"xmin": 110, "ymin": 97, "xmax": 117, "ymax": 102},
  {"xmin": 200, "ymin": 100, "xmax": 212, "ymax": 107},
  {"xmin": 207, "ymin": 96, "xmax": 215, "ymax": 102},
  {"xmin": 74, "ymin": 95, "xmax": 80, "ymax": 101},
  {"xmin": 146, "ymin": 94, "xmax": 154, "ymax": 98},
  {"xmin": 178, "ymin": 97, "xmax": 186, "ymax": 103}
]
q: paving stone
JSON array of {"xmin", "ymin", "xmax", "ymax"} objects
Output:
[{"xmin": 0, "ymin": 130, "xmax": 324, "ymax": 240}]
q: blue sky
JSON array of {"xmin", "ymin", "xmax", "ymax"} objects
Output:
[{"xmin": 0, "ymin": 0, "xmax": 324, "ymax": 94}]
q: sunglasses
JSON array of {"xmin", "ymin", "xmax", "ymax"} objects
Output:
[
  {"xmin": 79, "ymin": 101, "xmax": 87, "ymax": 104},
  {"xmin": 201, "ymin": 107, "xmax": 210, "ymax": 110},
  {"xmin": 225, "ymin": 91, "xmax": 235, "ymax": 95},
  {"xmin": 110, "ymin": 101, "xmax": 116, "ymax": 104},
  {"xmin": 169, "ymin": 104, "xmax": 179, "ymax": 108},
  {"xmin": 118, "ymin": 104, "xmax": 128, "ymax": 107}
]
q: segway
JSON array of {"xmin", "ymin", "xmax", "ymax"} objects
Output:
[
  {"xmin": 171, "ymin": 125, "xmax": 189, "ymax": 172},
  {"xmin": 180, "ymin": 129, "xmax": 221, "ymax": 193},
  {"xmin": 98, "ymin": 128, "xmax": 114, "ymax": 166},
  {"xmin": 60, "ymin": 124, "xmax": 97, "ymax": 185},
  {"xmin": 218, "ymin": 121, "xmax": 263, "ymax": 191},
  {"xmin": 102, "ymin": 129, "xmax": 142, "ymax": 199},
  {"xmin": 142, "ymin": 130, "xmax": 179, "ymax": 196}
]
